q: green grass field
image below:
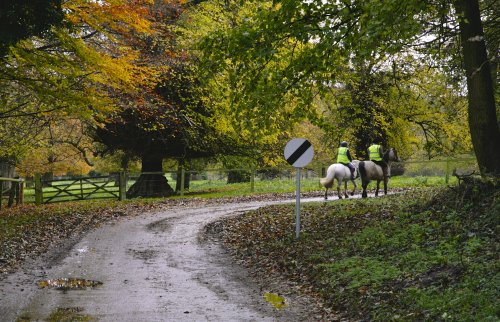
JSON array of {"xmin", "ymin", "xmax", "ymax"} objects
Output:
[
  {"xmin": 17, "ymin": 156, "xmax": 477, "ymax": 204},
  {"xmin": 19, "ymin": 173, "xmax": 461, "ymax": 203}
]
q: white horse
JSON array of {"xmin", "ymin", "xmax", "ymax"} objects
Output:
[
  {"xmin": 320, "ymin": 160, "xmax": 360, "ymax": 200},
  {"xmin": 358, "ymin": 148, "xmax": 400, "ymax": 198}
]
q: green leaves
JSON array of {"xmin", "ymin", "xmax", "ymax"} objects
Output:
[
  {"xmin": 180, "ymin": 0, "xmax": 481, "ymax": 166},
  {"xmin": 180, "ymin": 0, "xmax": 325, "ymax": 143},
  {"xmin": 263, "ymin": 292, "xmax": 288, "ymax": 309},
  {"xmin": 0, "ymin": 1, "xmax": 163, "ymax": 165}
]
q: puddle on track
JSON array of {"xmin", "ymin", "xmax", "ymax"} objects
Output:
[
  {"xmin": 38, "ymin": 278, "xmax": 103, "ymax": 291},
  {"xmin": 19, "ymin": 307, "xmax": 94, "ymax": 322}
]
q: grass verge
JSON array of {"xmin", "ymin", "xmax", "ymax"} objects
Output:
[{"xmin": 213, "ymin": 184, "xmax": 499, "ymax": 321}]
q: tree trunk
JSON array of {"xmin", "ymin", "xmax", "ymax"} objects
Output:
[
  {"xmin": 126, "ymin": 155, "xmax": 174, "ymax": 198},
  {"xmin": 0, "ymin": 160, "xmax": 16, "ymax": 191},
  {"xmin": 454, "ymin": 0, "xmax": 500, "ymax": 176}
]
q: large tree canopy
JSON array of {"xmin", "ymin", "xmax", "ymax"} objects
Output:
[
  {"xmin": 94, "ymin": 59, "xmax": 237, "ymax": 197},
  {"xmin": 191, "ymin": 0, "xmax": 499, "ymax": 175},
  {"xmin": 93, "ymin": 1, "xmax": 245, "ymax": 197},
  {"xmin": 1, "ymin": 0, "xmax": 497, "ymax": 187},
  {"xmin": 95, "ymin": 63, "xmax": 223, "ymax": 162},
  {"xmin": 179, "ymin": 3, "xmax": 311, "ymax": 134},
  {"xmin": 0, "ymin": 0, "xmax": 159, "ymax": 165}
]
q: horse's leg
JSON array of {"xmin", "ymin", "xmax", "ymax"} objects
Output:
[
  {"xmin": 344, "ymin": 180, "xmax": 349, "ymax": 198},
  {"xmin": 361, "ymin": 179, "xmax": 368, "ymax": 198},
  {"xmin": 383, "ymin": 176, "xmax": 388, "ymax": 195},
  {"xmin": 324, "ymin": 188, "xmax": 328, "ymax": 200},
  {"xmin": 375, "ymin": 180, "xmax": 380, "ymax": 197},
  {"xmin": 337, "ymin": 179, "xmax": 342, "ymax": 199},
  {"xmin": 350, "ymin": 179, "xmax": 357, "ymax": 196}
]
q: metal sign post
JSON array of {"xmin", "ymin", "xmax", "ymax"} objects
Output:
[
  {"xmin": 295, "ymin": 167, "xmax": 301, "ymax": 239},
  {"xmin": 284, "ymin": 138, "xmax": 314, "ymax": 239}
]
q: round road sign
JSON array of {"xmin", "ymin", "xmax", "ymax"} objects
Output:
[{"xmin": 284, "ymin": 138, "xmax": 314, "ymax": 168}]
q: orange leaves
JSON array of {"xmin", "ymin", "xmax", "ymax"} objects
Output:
[
  {"xmin": 105, "ymin": 3, "xmax": 153, "ymax": 34},
  {"xmin": 59, "ymin": 1, "xmax": 175, "ymax": 98},
  {"xmin": 64, "ymin": 0, "xmax": 186, "ymax": 36},
  {"xmin": 64, "ymin": 0, "xmax": 154, "ymax": 35}
]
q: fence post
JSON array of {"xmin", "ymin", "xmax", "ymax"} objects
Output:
[
  {"xmin": 79, "ymin": 178, "xmax": 84, "ymax": 200},
  {"xmin": 250, "ymin": 167, "xmax": 255, "ymax": 192},
  {"xmin": 445, "ymin": 158, "xmax": 450, "ymax": 184},
  {"xmin": 34, "ymin": 173, "xmax": 43, "ymax": 205},
  {"xmin": 7, "ymin": 185, "xmax": 15, "ymax": 207},
  {"xmin": 318, "ymin": 165, "xmax": 323, "ymax": 188},
  {"xmin": 18, "ymin": 181, "xmax": 24, "ymax": 205},
  {"xmin": 180, "ymin": 167, "xmax": 185, "ymax": 196},
  {"xmin": 14, "ymin": 179, "xmax": 20, "ymax": 205},
  {"xmin": 119, "ymin": 172, "xmax": 127, "ymax": 201}
]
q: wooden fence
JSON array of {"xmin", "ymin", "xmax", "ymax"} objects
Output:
[
  {"xmin": 0, "ymin": 177, "xmax": 24, "ymax": 209},
  {"xmin": 1, "ymin": 157, "xmax": 478, "ymax": 207}
]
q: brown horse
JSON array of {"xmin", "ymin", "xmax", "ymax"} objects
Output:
[{"xmin": 358, "ymin": 148, "xmax": 400, "ymax": 198}]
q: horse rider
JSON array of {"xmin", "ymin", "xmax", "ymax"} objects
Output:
[
  {"xmin": 337, "ymin": 141, "xmax": 356, "ymax": 180},
  {"xmin": 368, "ymin": 141, "xmax": 388, "ymax": 178}
]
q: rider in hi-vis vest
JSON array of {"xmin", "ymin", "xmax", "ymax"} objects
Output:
[
  {"xmin": 368, "ymin": 143, "xmax": 388, "ymax": 177},
  {"xmin": 337, "ymin": 141, "xmax": 355, "ymax": 180}
]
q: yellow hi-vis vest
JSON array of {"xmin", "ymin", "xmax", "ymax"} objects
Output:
[
  {"xmin": 369, "ymin": 144, "xmax": 382, "ymax": 161},
  {"xmin": 337, "ymin": 147, "xmax": 350, "ymax": 163}
]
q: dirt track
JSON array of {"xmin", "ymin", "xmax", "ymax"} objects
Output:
[{"xmin": 0, "ymin": 197, "xmax": 337, "ymax": 321}]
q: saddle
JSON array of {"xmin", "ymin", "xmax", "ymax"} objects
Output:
[{"xmin": 369, "ymin": 161, "xmax": 390, "ymax": 178}]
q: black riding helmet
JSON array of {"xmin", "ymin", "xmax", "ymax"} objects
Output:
[{"xmin": 340, "ymin": 141, "xmax": 348, "ymax": 147}]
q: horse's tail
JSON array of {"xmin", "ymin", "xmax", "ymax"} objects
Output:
[
  {"xmin": 320, "ymin": 166, "xmax": 335, "ymax": 188},
  {"xmin": 352, "ymin": 160, "xmax": 360, "ymax": 179},
  {"xmin": 359, "ymin": 161, "xmax": 367, "ymax": 180}
]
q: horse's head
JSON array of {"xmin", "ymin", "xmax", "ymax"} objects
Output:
[
  {"xmin": 384, "ymin": 148, "xmax": 400, "ymax": 162},
  {"xmin": 392, "ymin": 148, "xmax": 401, "ymax": 162}
]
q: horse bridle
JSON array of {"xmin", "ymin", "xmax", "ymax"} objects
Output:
[{"xmin": 383, "ymin": 148, "xmax": 398, "ymax": 163}]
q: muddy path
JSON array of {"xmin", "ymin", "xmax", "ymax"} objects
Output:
[{"xmin": 0, "ymin": 197, "xmax": 336, "ymax": 321}]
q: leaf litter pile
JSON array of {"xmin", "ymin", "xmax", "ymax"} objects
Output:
[{"xmin": 208, "ymin": 184, "xmax": 499, "ymax": 321}]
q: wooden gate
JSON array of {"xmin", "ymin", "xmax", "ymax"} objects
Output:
[{"xmin": 34, "ymin": 174, "xmax": 125, "ymax": 204}]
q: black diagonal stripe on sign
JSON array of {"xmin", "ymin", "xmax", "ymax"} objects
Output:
[{"xmin": 287, "ymin": 140, "xmax": 311, "ymax": 165}]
